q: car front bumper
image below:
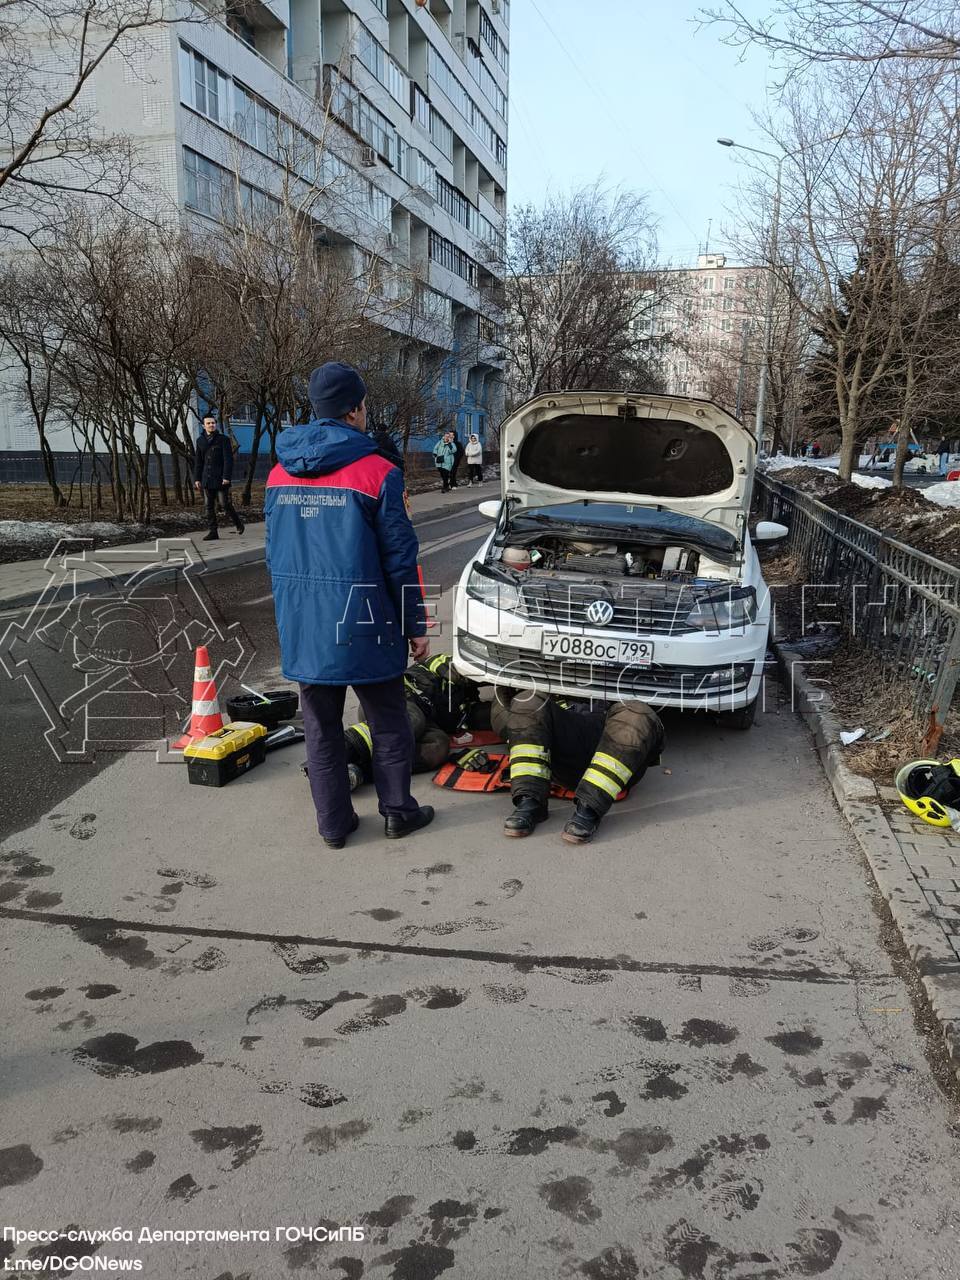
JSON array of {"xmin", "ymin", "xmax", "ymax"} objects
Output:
[{"xmin": 452, "ymin": 592, "xmax": 769, "ymax": 710}]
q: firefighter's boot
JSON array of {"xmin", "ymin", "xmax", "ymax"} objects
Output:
[
  {"xmin": 504, "ymin": 796, "xmax": 549, "ymax": 838},
  {"xmin": 562, "ymin": 803, "xmax": 602, "ymax": 845}
]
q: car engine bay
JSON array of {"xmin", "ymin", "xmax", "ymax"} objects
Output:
[{"xmin": 494, "ymin": 537, "xmax": 710, "ymax": 582}]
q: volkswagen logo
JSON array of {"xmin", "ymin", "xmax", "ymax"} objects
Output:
[{"xmin": 585, "ymin": 599, "xmax": 615, "ymax": 627}]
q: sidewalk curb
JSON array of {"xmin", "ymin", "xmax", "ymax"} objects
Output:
[
  {"xmin": 774, "ymin": 640, "xmax": 960, "ymax": 1081},
  {"xmin": 0, "ymin": 544, "xmax": 266, "ymax": 612}
]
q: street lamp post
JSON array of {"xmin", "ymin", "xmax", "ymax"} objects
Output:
[{"xmin": 717, "ymin": 138, "xmax": 783, "ymax": 446}]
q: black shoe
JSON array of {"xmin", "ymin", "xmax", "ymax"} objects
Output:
[
  {"xmin": 385, "ymin": 805, "xmax": 435, "ymax": 839},
  {"xmin": 236, "ymin": 519, "xmax": 245, "ymax": 535},
  {"xmin": 562, "ymin": 803, "xmax": 602, "ymax": 845},
  {"xmin": 323, "ymin": 811, "xmax": 359, "ymax": 850},
  {"xmin": 201, "ymin": 531, "xmax": 219, "ymax": 541},
  {"xmin": 503, "ymin": 796, "xmax": 548, "ymax": 838}
]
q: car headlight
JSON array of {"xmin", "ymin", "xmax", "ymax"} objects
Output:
[
  {"xmin": 686, "ymin": 586, "xmax": 757, "ymax": 632},
  {"xmin": 466, "ymin": 563, "xmax": 522, "ymax": 613}
]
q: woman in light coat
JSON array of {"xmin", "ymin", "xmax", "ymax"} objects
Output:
[{"xmin": 465, "ymin": 434, "xmax": 483, "ymax": 485}]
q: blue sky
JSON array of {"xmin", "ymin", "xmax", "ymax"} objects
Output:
[{"xmin": 506, "ymin": 0, "xmax": 776, "ymax": 266}]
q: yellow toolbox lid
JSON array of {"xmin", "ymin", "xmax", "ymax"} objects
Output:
[{"xmin": 184, "ymin": 721, "xmax": 268, "ymax": 760}]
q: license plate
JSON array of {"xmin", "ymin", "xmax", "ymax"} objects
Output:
[{"xmin": 540, "ymin": 634, "xmax": 654, "ymax": 664}]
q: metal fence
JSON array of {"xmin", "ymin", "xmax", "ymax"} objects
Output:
[{"xmin": 755, "ymin": 472, "xmax": 960, "ymax": 749}]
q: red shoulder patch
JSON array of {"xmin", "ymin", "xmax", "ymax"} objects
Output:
[{"xmin": 266, "ymin": 455, "xmax": 393, "ymax": 498}]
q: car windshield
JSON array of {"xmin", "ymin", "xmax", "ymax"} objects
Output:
[{"xmin": 506, "ymin": 501, "xmax": 740, "ymax": 558}]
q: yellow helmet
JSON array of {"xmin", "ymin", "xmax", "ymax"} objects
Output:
[{"xmin": 894, "ymin": 759, "xmax": 960, "ymax": 829}]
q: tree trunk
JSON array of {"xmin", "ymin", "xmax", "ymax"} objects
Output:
[
  {"xmin": 891, "ymin": 418, "xmax": 912, "ymax": 489},
  {"xmin": 37, "ymin": 424, "xmax": 65, "ymax": 508},
  {"xmin": 243, "ymin": 406, "xmax": 268, "ymax": 506},
  {"xmin": 838, "ymin": 429, "xmax": 859, "ymax": 481}
]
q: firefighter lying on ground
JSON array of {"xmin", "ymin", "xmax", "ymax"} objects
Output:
[
  {"xmin": 343, "ymin": 653, "xmax": 485, "ymax": 790},
  {"xmin": 490, "ymin": 690, "xmax": 665, "ymax": 845}
]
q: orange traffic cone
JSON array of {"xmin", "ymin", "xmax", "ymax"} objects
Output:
[{"xmin": 172, "ymin": 645, "xmax": 225, "ymax": 749}]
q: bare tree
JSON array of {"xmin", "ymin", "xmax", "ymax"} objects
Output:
[
  {"xmin": 502, "ymin": 184, "xmax": 665, "ymax": 404},
  {"xmin": 0, "ymin": 0, "xmax": 220, "ymax": 243},
  {"xmin": 751, "ymin": 63, "xmax": 960, "ymax": 478},
  {"xmin": 701, "ymin": 1, "xmax": 960, "ymax": 72}
]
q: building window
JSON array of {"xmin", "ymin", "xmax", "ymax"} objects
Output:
[
  {"xmin": 183, "ymin": 147, "xmax": 229, "ymax": 218},
  {"xmin": 429, "ymin": 230, "xmax": 478, "ymax": 286},
  {"xmin": 430, "ymin": 107, "xmax": 454, "ymax": 159},
  {"xmin": 239, "ymin": 180, "xmax": 280, "ymax": 222},
  {"xmin": 464, "ymin": 38, "xmax": 507, "ymax": 118},
  {"xmin": 479, "ymin": 8, "xmax": 509, "ymax": 71},
  {"xmin": 179, "ymin": 44, "xmax": 230, "ymax": 126},
  {"xmin": 413, "ymin": 83, "xmax": 431, "ymax": 132},
  {"xmin": 326, "ymin": 69, "xmax": 397, "ymax": 166},
  {"xmin": 428, "ymin": 44, "xmax": 506, "ymax": 166},
  {"xmin": 436, "ymin": 174, "xmax": 473, "ymax": 230},
  {"xmin": 234, "ymin": 82, "xmax": 281, "ymax": 159},
  {"xmin": 723, "ymin": 296, "xmax": 734, "ymax": 311},
  {"xmin": 356, "ymin": 22, "xmax": 409, "ymax": 107},
  {"xmin": 702, "ymin": 276, "xmax": 714, "ymax": 291},
  {"xmin": 724, "ymin": 276, "xmax": 735, "ymax": 290}
]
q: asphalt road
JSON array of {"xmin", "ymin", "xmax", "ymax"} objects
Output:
[
  {"xmin": 1, "ymin": 508, "xmax": 960, "ymax": 1279},
  {"xmin": 0, "ymin": 499, "xmax": 486, "ymax": 838}
]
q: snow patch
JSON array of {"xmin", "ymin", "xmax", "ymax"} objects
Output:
[
  {"xmin": 922, "ymin": 481, "xmax": 960, "ymax": 509},
  {"xmin": 0, "ymin": 519, "xmax": 133, "ymax": 546}
]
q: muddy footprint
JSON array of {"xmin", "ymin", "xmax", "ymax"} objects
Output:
[{"xmin": 69, "ymin": 814, "xmax": 97, "ymax": 841}]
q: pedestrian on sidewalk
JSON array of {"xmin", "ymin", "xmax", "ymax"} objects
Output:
[
  {"xmin": 433, "ymin": 430, "xmax": 456, "ymax": 492},
  {"xmin": 265, "ymin": 361, "xmax": 434, "ymax": 848},
  {"xmin": 449, "ymin": 432, "xmax": 465, "ymax": 488},
  {"xmin": 194, "ymin": 413, "xmax": 244, "ymax": 541},
  {"xmin": 465, "ymin": 434, "xmax": 483, "ymax": 485},
  {"xmin": 936, "ymin": 435, "xmax": 952, "ymax": 476}
]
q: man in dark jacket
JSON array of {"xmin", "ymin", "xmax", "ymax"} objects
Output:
[
  {"xmin": 265, "ymin": 362, "xmax": 434, "ymax": 848},
  {"xmin": 449, "ymin": 432, "xmax": 465, "ymax": 488},
  {"xmin": 491, "ymin": 691, "xmax": 664, "ymax": 844},
  {"xmin": 194, "ymin": 413, "xmax": 244, "ymax": 541}
]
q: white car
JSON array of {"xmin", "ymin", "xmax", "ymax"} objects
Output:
[{"xmin": 452, "ymin": 391, "xmax": 786, "ymax": 729}]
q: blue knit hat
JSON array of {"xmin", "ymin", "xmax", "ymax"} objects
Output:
[{"xmin": 308, "ymin": 362, "xmax": 367, "ymax": 419}]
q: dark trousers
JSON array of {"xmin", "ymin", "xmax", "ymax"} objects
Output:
[
  {"xmin": 300, "ymin": 678, "xmax": 419, "ymax": 839},
  {"xmin": 468, "ymin": 463, "xmax": 483, "ymax": 483},
  {"xmin": 493, "ymin": 692, "xmax": 663, "ymax": 817},
  {"xmin": 437, "ymin": 466, "xmax": 452, "ymax": 492},
  {"xmin": 204, "ymin": 485, "xmax": 242, "ymax": 531}
]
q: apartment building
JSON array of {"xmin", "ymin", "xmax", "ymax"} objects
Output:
[
  {"xmin": 0, "ymin": 0, "xmax": 509, "ymax": 458},
  {"xmin": 641, "ymin": 254, "xmax": 766, "ymax": 421}
]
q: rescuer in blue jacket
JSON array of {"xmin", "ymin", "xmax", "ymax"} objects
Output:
[{"xmin": 265, "ymin": 362, "xmax": 435, "ymax": 848}]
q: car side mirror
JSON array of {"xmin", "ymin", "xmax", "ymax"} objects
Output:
[
  {"xmin": 478, "ymin": 500, "xmax": 501, "ymax": 519},
  {"xmin": 754, "ymin": 521, "xmax": 789, "ymax": 542}
]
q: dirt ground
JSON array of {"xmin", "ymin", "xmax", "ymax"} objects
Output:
[
  {"xmin": 0, "ymin": 463, "xmax": 450, "ymax": 563},
  {"xmin": 769, "ymin": 466, "xmax": 960, "ymax": 565},
  {"xmin": 763, "ymin": 549, "xmax": 958, "ymax": 784}
]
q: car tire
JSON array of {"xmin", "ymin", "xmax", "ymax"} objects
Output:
[{"xmin": 717, "ymin": 698, "xmax": 758, "ymax": 731}]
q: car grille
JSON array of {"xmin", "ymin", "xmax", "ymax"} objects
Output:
[
  {"xmin": 463, "ymin": 638, "xmax": 753, "ymax": 700},
  {"xmin": 519, "ymin": 578, "xmax": 721, "ymax": 637}
]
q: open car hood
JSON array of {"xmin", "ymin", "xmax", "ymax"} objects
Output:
[{"xmin": 500, "ymin": 392, "xmax": 756, "ymax": 539}]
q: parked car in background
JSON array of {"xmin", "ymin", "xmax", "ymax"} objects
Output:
[
  {"xmin": 453, "ymin": 392, "xmax": 786, "ymax": 730},
  {"xmin": 868, "ymin": 443, "xmax": 942, "ymax": 473}
]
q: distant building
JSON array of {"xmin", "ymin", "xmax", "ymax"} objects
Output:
[{"xmin": 641, "ymin": 254, "xmax": 766, "ymax": 422}]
